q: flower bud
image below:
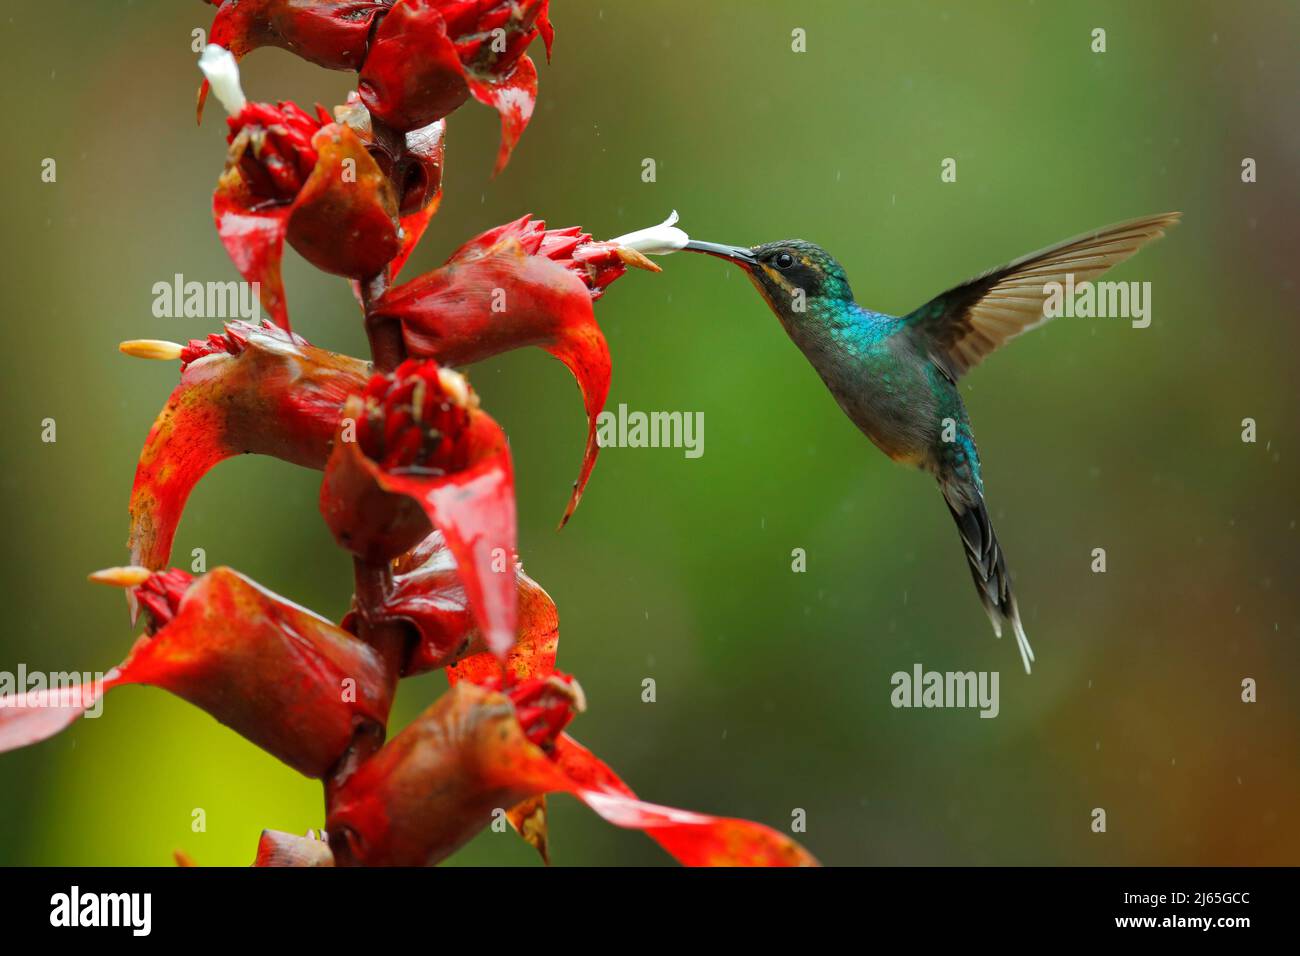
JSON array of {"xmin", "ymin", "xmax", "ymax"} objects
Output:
[
  {"xmin": 342, "ymin": 530, "xmax": 559, "ymax": 677},
  {"xmin": 319, "ymin": 361, "xmax": 519, "ymax": 659}
]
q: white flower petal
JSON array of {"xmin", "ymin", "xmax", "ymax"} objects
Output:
[
  {"xmin": 610, "ymin": 210, "xmax": 690, "ymax": 256},
  {"xmin": 198, "ymin": 45, "xmax": 247, "ymax": 116}
]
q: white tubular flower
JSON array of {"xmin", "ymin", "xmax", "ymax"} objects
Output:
[
  {"xmin": 198, "ymin": 45, "xmax": 247, "ymax": 116},
  {"xmin": 610, "ymin": 210, "xmax": 690, "ymax": 256}
]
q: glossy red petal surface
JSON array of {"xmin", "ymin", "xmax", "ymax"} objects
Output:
[
  {"xmin": 213, "ymin": 167, "xmax": 291, "ymax": 328},
  {"xmin": 467, "ymin": 53, "xmax": 537, "ymax": 175},
  {"xmin": 373, "ymin": 233, "xmax": 610, "ymax": 525},
  {"xmin": 208, "ymin": 0, "xmax": 383, "ymax": 68},
  {"xmin": 324, "ymin": 683, "xmax": 818, "ymax": 866},
  {"xmin": 127, "ymin": 323, "xmax": 367, "ymax": 573},
  {"xmin": 549, "ymin": 736, "xmax": 819, "ymax": 867},
  {"xmin": 375, "ymin": 426, "xmax": 518, "ymax": 659},
  {"xmin": 1, "ymin": 569, "xmax": 394, "ymax": 778},
  {"xmin": 322, "ymin": 398, "xmax": 519, "ymax": 660},
  {"xmin": 286, "ymin": 123, "xmax": 401, "ymax": 279},
  {"xmin": 360, "ymin": 0, "xmax": 468, "ymax": 132},
  {"xmin": 346, "ymin": 530, "xmax": 557, "ymax": 676}
]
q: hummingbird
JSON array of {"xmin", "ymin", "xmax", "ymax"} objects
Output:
[{"xmin": 682, "ymin": 212, "xmax": 1180, "ymax": 673}]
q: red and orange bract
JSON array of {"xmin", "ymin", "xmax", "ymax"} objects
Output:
[
  {"xmin": 325, "ymin": 681, "xmax": 818, "ymax": 866},
  {"xmin": 320, "ymin": 361, "xmax": 519, "ymax": 659},
  {"xmin": 127, "ymin": 322, "xmax": 367, "ymax": 575},
  {"xmin": 341, "ymin": 530, "xmax": 559, "ymax": 677},
  {"xmin": 203, "ymin": 0, "xmax": 550, "ymax": 173},
  {"xmin": 214, "ymin": 105, "xmax": 400, "ymax": 327},
  {"xmin": 0, "ymin": 567, "xmax": 394, "ymax": 779},
  {"xmin": 371, "ymin": 215, "xmax": 657, "ymax": 525}
]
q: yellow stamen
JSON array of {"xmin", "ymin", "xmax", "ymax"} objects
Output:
[
  {"xmin": 88, "ymin": 566, "xmax": 153, "ymax": 588},
  {"xmin": 119, "ymin": 339, "xmax": 183, "ymax": 361},
  {"xmin": 616, "ymin": 246, "xmax": 661, "ymax": 272}
]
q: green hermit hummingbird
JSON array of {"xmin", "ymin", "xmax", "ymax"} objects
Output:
[{"xmin": 681, "ymin": 213, "xmax": 1180, "ymax": 673}]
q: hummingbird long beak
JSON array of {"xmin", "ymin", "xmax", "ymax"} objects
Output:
[{"xmin": 682, "ymin": 240, "xmax": 758, "ymax": 266}]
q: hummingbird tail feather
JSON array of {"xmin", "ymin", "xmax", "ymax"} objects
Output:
[{"xmin": 940, "ymin": 481, "xmax": 1035, "ymax": 674}]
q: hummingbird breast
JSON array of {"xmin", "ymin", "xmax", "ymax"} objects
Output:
[{"xmin": 795, "ymin": 317, "xmax": 950, "ymax": 471}]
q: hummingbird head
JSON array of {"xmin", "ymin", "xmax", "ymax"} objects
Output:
[{"xmin": 682, "ymin": 238, "xmax": 855, "ymax": 323}]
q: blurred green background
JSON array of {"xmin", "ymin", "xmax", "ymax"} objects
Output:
[{"xmin": 1, "ymin": 0, "xmax": 1296, "ymax": 866}]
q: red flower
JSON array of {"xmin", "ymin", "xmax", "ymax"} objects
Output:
[
  {"xmin": 123, "ymin": 321, "xmax": 367, "ymax": 578},
  {"xmin": 320, "ymin": 360, "xmax": 519, "ymax": 658},
  {"xmin": 0, "ymin": 567, "xmax": 395, "ymax": 779},
  {"xmin": 334, "ymin": 92, "xmax": 446, "ymax": 283},
  {"xmin": 202, "ymin": 0, "xmax": 552, "ymax": 172},
  {"xmin": 216, "ymin": 111, "xmax": 400, "ymax": 326},
  {"xmin": 200, "ymin": 46, "xmax": 401, "ymax": 326},
  {"xmin": 205, "ymin": 0, "xmax": 387, "ymax": 73},
  {"xmin": 324, "ymin": 679, "xmax": 818, "ymax": 866},
  {"xmin": 341, "ymin": 530, "xmax": 558, "ymax": 676},
  {"xmin": 360, "ymin": 0, "xmax": 551, "ymax": 171},
  {"xmin": 369, "ymin": 214, "xmax": 658, "ymax": 525}
]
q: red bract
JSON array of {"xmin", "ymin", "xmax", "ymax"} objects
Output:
[
  {"xmin": 324, "ymin": 680, "xmax": 817, "ymax": 866},
  {"xmin": 126, "ymin": 321, "xmax": 367, "ymax": 575},
  {"xmin": 360, "ymin": 0, "xmax": 550, "ymax": 171},
  {"xmin": 214, "ymin": 101, "xmax": 400, "ymax": 327},
  {"xmin": 0, "ymin": 568, "xmax": 394, "ymax": 779},
  {"xmin": 370, "ymin": 214, "xmax": 658, "ymax": 525},
  {"xmin": 342, "ymin": 530, "xmax": 558, "ymax": 676},
  {"xmin": 335, "ymin": 92, "xmax": 446, "ymax": 282},
  {"xmin": 320, "ymin": 360, "xmax": 518, "ymax": 658},
  {"xmin": 225, "ymin": 100, "xmax": 326, "ymax": 201},
  {"xmin": 203, "ymin": 0, "xmax": 551, "ymax": 173},
  {"xmin": 205, "ymin": 0, "xmax": 386, "ymax": 73}
]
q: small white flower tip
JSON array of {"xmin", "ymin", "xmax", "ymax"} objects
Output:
[
  {"xmin": 610, "ymin": 210, "xmax": 690, "ymax": 256},
  {"xmin": 198, "ymin": 44, "xmax": 247, "ymax": 116}
]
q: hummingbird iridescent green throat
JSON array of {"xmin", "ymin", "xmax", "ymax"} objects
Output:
[{"xmin": 683, "ymin": 212, "xmax": 1180, "ymax": 673}]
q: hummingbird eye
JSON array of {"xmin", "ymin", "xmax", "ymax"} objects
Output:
[{"xmin": 773, "ymin": 251, "xmax": 796, "ymax": 269}]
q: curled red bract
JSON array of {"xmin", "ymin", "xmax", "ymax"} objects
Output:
[
  {"xmin": 320, "ymin": 361, "xmax": 519, "ymax": 659},
  {"xmin": 336, "ymin": 93, "xmax": 447, "ymax": 282},
  {"xmin": 370, "ymin": 215, "xmax": 656, "ymax": 525},
  {"xmin": 0, "ymin": 568, "xmax": 395, "ymax": 779},
  {"xmin": 342, "ymin": 530, "xmax": 558, "ymax": 677},
  {"xmin": 207, "ymin": 0, "xmax": 386, "ymax": 71},
  {"xmin": 214, "ymin": 109, "xmax": 400, "ymax": 327},
  {"xmin": 203, "ymin": 0, "xmax": 550, "ymax": 172},
  {"xmin": 127, "ymin": 321, "xmax": 368, "ymax": 576},
  {"xmin": 324, "ymin": 681, "xmax": 818, "ymax": 866}
]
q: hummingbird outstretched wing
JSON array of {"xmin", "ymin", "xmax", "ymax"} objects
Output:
[{"xmin": 903, "ymin": 212, "xmax": 1180, "ymax": 379}]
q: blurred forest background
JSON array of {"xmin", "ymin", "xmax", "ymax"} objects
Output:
[{"xmin": 0, "ymin": 1, "xmax": 1296, "ymax": 865}]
